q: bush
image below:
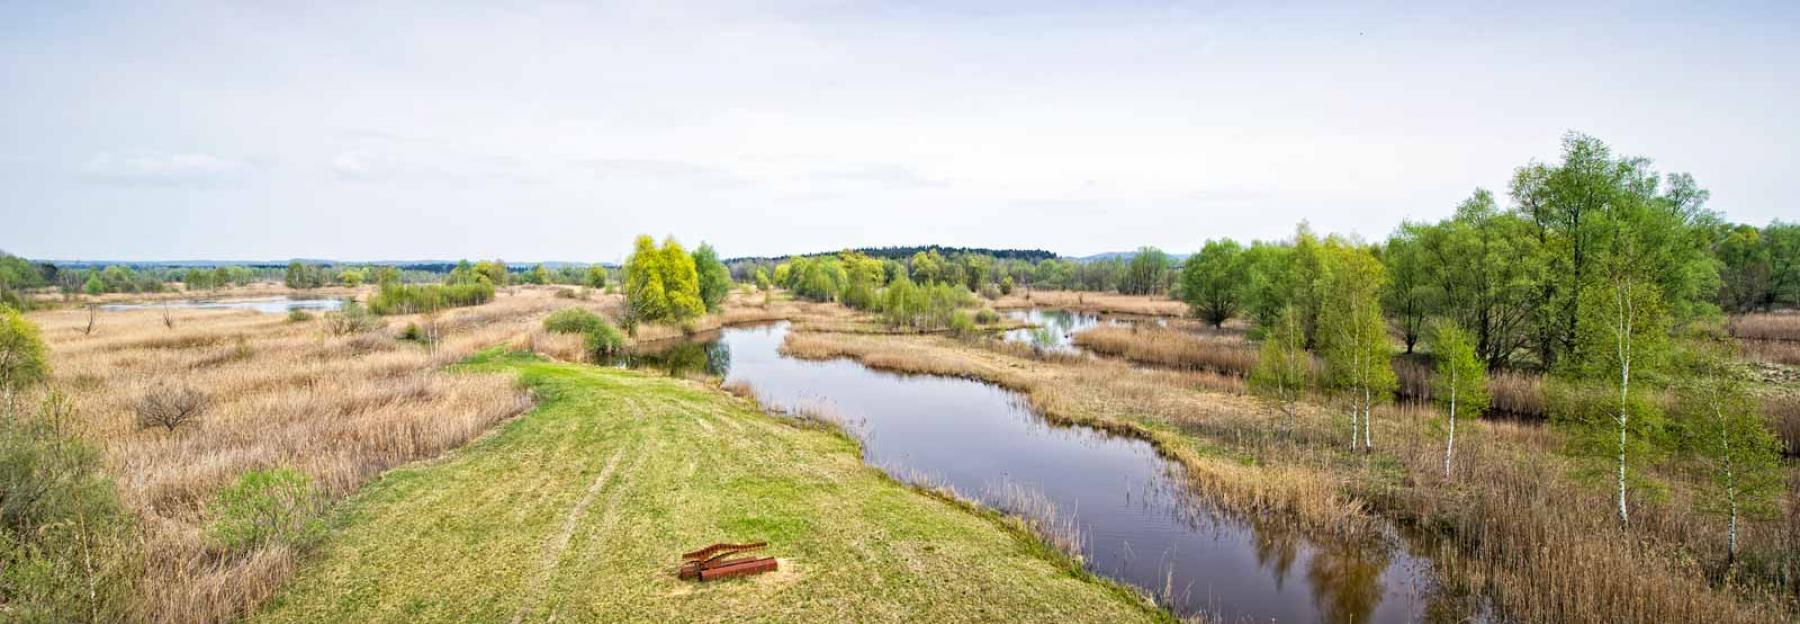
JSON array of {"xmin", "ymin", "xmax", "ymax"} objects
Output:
[
  {"xmin": 974, "ymin": 308, "xmax": 1001, "ymax": 324},
  {"xmin": 543, "ymin": 307, "xmax": 604, "ymax": 335},
  {"xmin": 584, "ymin": 321, "xmax": 626, "ymax": 357},
  {"xmin": 979, "ymin": 283, "xmax": 1002, "ymax": 301},
  {"xmin": 947, "ymin": 310, "xmax": 978, "ymax": 338},
  {"xmin": 399, "ymin": 322, "xmax": 424, "ymax": 342},
  {"xmin": 0, "ymin": 396, "xmax": 139, "ymax": 622},
  {"xmin": 286, "ymin": 309, "xmax": 314, "ymax": 323},
  {"xmin": 366, "ymin": 282, "xmax": 494, "ymax": 315},
  {"xmin": 206, "ymin": 468, "xmax": 324, "ymax": 552},
  {"xmin": 134, "ymin": 383, "xmax": 208, "ymax": 432},
  {"xmin": 322, "ymin": 300, "xmax": 383, "ymax": 335}
]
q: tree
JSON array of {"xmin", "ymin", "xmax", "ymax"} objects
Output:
[
  {"xmin": 1, "ymin": 308, "xmax": 49, "ymax": 414},
  {"xmin": 1249, "ymin": 306, "xmax": 1311, "ymax": 424},
  {"xmin": 692, "ymin": 243, "xmax": 731, "ymax": 312},
  {"xmin": 659, "ymin": 238, "xmax": 705, "ymax": 322},
  {"xmin": 1318, "ymin": 240, "xmax": 1393, "ymax": 452},
  {"xmin": 1409, "ymin": 190, "xmax": 1541, "ymax": 368},
  {"xmin": 83, "ymin": 274, "xmax": 104, "ymax": 296},
  {"xmin": 1712, "ymin": 224, "xmax": 1770, "ymax": 313},
  {"xmin": 1430, "ymin": 321, "xmax": 1488, "ymax": 479},
  {"xmin": 1558, "ymin": 274, "xmax": 1670, "ymax": 527},
  {"xmin": 524, "ymin": 264, "xmax": 551, "ymax": 285},
  {"xmin": 585, "ymin": 265, "xmax": 609, "ymax": 289},
  {"xmin": 1181, "ymin": 239, "xmax": 1247, "ymax": 327},
  {"xmin": 753, "ymin": 268, "xmax": 771, "ymax": 291},
  {"xmin": 1761, "ymin": 221, "xmax": 1800, "ymax": 309},
  {"xmin": 624, "ymin": 235, "xmax": 668, "ymax": 326},
  {"xmin": 1673, "ymin": 334, "xmax": 1783, "ymax": 567},
  {"xmin": 1120, "ymin": 247, "xmax": 1170, "ymax": 295},
  {"xmin": 473, "ymin": 260, "xmax": 509, "ymax": 286},
  {"xmin": 1380, "ymin": 224, "xmax": 1436, "ymax": 353}
]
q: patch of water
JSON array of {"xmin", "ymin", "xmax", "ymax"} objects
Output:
[{"xmin": 99, "ymin": 296, "xmax": 346, "ymax": 315}]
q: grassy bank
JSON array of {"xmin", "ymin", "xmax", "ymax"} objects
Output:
[
  {"xmin": 254, "ymin": 352, "xmax": 1165, "ymax": 623},
  {"xmin": 779, "ymin": 328, "xmax": 1794, "ymax": 623}
]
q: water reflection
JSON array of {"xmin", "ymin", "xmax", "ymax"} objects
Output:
[
  {"xmin": 614, "ymin": 321, "xmax": 1443, "ymax": 622},
  {"xmin": 1001, "ymin": 309, "xmax": 1111, "ymax": 352}
]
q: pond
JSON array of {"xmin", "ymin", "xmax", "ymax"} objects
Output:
[
  {"xmin": 99, "ymin": 296, "xmax": 346, "ymax": 315},
  {"xmin": 613, "ymin": 322, "xmax": 1444, "ymax": 622}
]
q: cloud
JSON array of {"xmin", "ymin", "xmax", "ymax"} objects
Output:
[{"xmin": 79, "ymin": 151, "xmax": 252, "ymax": 186}]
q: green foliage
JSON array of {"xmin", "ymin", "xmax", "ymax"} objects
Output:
[
  {"xmin": 473, "ymin": 260, "xmax": 509, "ymax": 287},
  {"xmin": 1, "ymin": 307, "xmax": 49, "ymax": 400},
  {"xmin": 1430, "ymin": 321, "xmax": 1489, "ymax": 420},
  {"xmin": 1671, "ymin": 334, "xmax": 1784, "ymax": 562},
  {"xmin": 1119, "ymin": 247, "xmax": 1169, "ymax": 295},
  {"xmin": 974, "ymin": 308, "xmax": 1000, "ymax": 324},
  {"xmin": 583, "ymin": 321, "xmax": 625, "ymax": 357},
  {"xmin": 781, "ymin": 256, "xmax": 848, "ymax": 302},
  {"xmin": 284, "ymin": 261, "xmax": 330, "ymax": 289},
  {"xmin": 543, "ymin": 307, "xmax": 604, "ymax": 335},
  {"xmin": 523, "ymin": 264, "xmax": 550, "ymax": 286},
  {"xmin": 366, "ymin": 281, "xmax": 494, "ymax": 315},
  {"xmin": 584, "ymin": 265, "xmax": 609, "ymax": 289},
  {"xmin": 1180, "ymin": 239, "xmax": 1247, "ymax": 327},
  {"xmin": 337, "ymin": 268, "xmax": 365, "ymax": 287},
  {"xmin": 877, "ymin": 275, "xmax": 975, "ymax": 331},
  {"xmin": 839, "ymin": 252, "xmax": 886, "ymax": 310},
  {"xmin": 1318, "ymin": 239, "xmax": 1393, "ymax": 450},
  {"xmin": 206, "ymin": 468, "xmax": 324, "ymax": 552},
  {"xmin": 1249, "ymin": 307, "xmax": 1311, "ymax": 418},
  {"xmin": 945, "ymin": 309, "xmax": 978, "ymax": 338},
  {"xmin": 0, "ymin": 395, "xmax": 139, "ymax": 623},
  {"xmin": 692, "ymin": 244, "xmax": 731, "ymax": 312},
  {"xmin": 624, "ymin": 235, "xmax": 705, "ymax": 325},
  {"xmin": 753, "ymin": 268, "xmax": 771, "ymax": 291},
  {"xmin": 286, "ymin": 309, "xmax": 314, "ymax": 323}
]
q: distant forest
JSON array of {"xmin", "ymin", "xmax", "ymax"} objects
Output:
[{"xmin": 727, "ymin": 245, "xmax": 1058, "ymax": 264}]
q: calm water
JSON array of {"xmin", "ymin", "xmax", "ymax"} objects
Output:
[
  {"xmin": 100, "ymin": 296, "xmax": 346, "ymax": 315},
  {"xmin": 618, "ymin": 322, "xmax": 1440, "ymax": 622},
  {"xmin": 1000, "ymin": 309, "xmax": 1169, "ymax": 354}
]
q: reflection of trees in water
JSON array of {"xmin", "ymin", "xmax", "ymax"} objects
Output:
[
  {"xmin": 1248, "ymin": 516, "xmax": 1301, "ymax": 590},
  {"xmin": 618, "ymin": 339, "xmax": 732, "ymax": 377},
  {"xmin": 1306, "ymin": 539, "xmax": 1388, "ymax": 624}
]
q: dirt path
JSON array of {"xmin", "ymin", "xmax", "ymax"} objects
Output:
[{"xmin": 510, "ymin": 445, "xmax": 630, "ymax": 624}]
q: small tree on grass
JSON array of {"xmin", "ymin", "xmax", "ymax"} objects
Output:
[
  {"xmin": 1430, "ymin": 321, "xmax": 1488, "ymax": 479},
  {"xmin": 1674, "ymin": 334, "xmax": 1783, "ymax": 568},
  {"xmin": 692, "ymin": 243, "xmax": 731, "ymax": 313},
  {"xmin": 1181, "ymin": 239, "xmax": 1248, "ymax": 328},
  {"xmin": 0, "ymin": 307, "xmax": 49, "ymax": 415},
  {"xmin": 1249, "ymin": 306, "xmax": 1310, "ymax": 426},
  {"xmin": 134, "ymin": 383, "xmax": 208, "ymax": 432},
  {"xmin": 207, "ymin": 467, "xmax": 324, "ymax": 551},
  {"xmin": 1556, "ymin": 276, "xmax": 1671, "ymax": 527},
  {"xmin": 1319, "ymin": 242, "xmax": 1393, "ymax": 452}
]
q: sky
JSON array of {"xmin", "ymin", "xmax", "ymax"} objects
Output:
[{"xmin": 3, "ymin": 1, "xmax": 1796, "ymax": 263}]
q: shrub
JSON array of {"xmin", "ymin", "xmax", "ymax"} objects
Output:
[
  {"xmin": 543, "ymin": 307, "xmax": 604, "ymax": 335},
  {"xmin": 1, "ymin": 307, "xmax": 49, "ymax": 402},
  {"xmin": 584, "ymin": 321, "xmax": 626, "ymax": 357},
  {"xmin": 947, "ymin": 310, "xmax": 978, "ymax": 338},
  {"xmin": 0, "ymin": 396, "xmax": 138, "ymax": 622},
  {"xmin": 322, "ymin": 301, "xmax": 383, "ymax": 335},
  {"xmin": 975, "ymin": 308, "xmax": 1001, "ymax": 324},
  {"xmin": 366, "ymin": 282, "xmax": 494, "ymax": 315},
  {"xmin": 286, "ymin": 309, "xmax": 314, "ymax": 323},
  {"xmin": 206, "ymin": 468, "xmax": 324, "ymax": 552},
  {"xmin": 399, "ymin": 322, "xmax": 424, "ymax": 342},
  {"xmin": 134, "ymin": 383, "xmax": 208, "ymax": 432},
  {"xmin": 979, "ymin": 283, "xmax": 1002, "ymax": 301}
]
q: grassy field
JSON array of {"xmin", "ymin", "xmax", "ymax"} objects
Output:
[{"xmin": 254, "ymin": 352, "xmax": 1164, "ymax": 623}]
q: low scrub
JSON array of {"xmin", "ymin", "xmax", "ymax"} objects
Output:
[
  {"xmin": 321, "ymin": 300, "xmax": 383, "ymax": 335},
  {"xmin": 541, "ymin": 307, "xmax": 624, "ymax": 358},
  {"xmin": 1730, "ymin": 312, "xmax": 1800, "ymax": 342},
  {"xmin": 367, "ymin": 282, "xmax": 494, "ymax": 315},
  {"xmin": 206, "ymin": 468, "xmax": 325, "ymax": 552}
]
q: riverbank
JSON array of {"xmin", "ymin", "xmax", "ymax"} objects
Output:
[
  {"xmin": 254, "ymin": 351, "xmax": 1168, "ymax": 623},
  {"xmin": 779, "ymin": 327, "xmax": 1792, "ymax": 623}
]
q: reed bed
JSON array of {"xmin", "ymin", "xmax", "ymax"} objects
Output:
[
  {"xmin": 1731, "ymin": 312, "xmax": 1800, "ymax": 342},
  {"xmin": 26, "ymin": 289, "xmax": 594, "ymax": 623},
  {"xmin": 1071, "ymin": 325, "xmax": 1259, "ymax": 376},
  {"xmin": 992, "ymin": 290, "xmax": 1189, "ymax": 317}
]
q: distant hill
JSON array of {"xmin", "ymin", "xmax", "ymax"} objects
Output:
[{"xmin": 1072, "ymin": 250, "xmax": 1192, "ymax": 263}]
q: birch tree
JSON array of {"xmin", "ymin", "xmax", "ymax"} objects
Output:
[
  {"xmin": 1558, "ymin": 274, "xmax": 1670, "ymax": 527},
  {"xmin": 1249, "ymin": 306, "xmax": 1311, "ymax": 426},
  {"xmin": 1675, "ymin": 335, "xmax": 1783, "ymax": 567},
  {"xmin": 1318, "ymin": 241, "xmax": 1394, "ymax": 452},
  {"xmin": 1430, "ymin": 321, "xmax": 1488, "ymax": 479}
]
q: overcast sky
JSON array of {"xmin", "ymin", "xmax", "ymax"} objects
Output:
[{"xmin": 3, "ymin": 1, "xmax": 1795, "ymax": 262}]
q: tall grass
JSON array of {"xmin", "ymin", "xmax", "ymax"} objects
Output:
[
  {"xmin": 26, "ymin": 290, "xmax": 570, "ymax": 623},
  {"xmin": 1071, "ymin": 325, "xmax": 1259, "ymax": 376}
]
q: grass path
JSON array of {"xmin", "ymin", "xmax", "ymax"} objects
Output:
[{"xmin": 254, "ymin": 351, "xmax": 1163, "ymax": 623}]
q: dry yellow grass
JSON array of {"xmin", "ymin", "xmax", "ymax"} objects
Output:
[
  {"xmin": 25, "ymin": 289, "xmax": 603, "ymax": 623},
  {"xmin": 1070, "ymin": 324, "xmax": 1258, "ymax": 375},
  {"xmin": 992, "ymin": 290, "xmax": 1188, "ymax": 317}
]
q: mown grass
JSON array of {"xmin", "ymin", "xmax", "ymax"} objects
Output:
[{"xmin": 254, "ymin": 352, "xmax": 1167, "ymax": 623}]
